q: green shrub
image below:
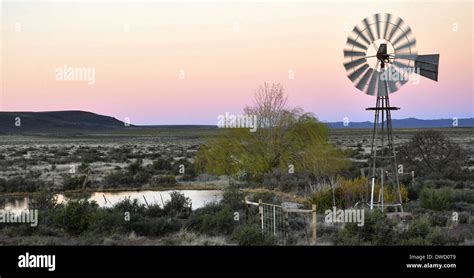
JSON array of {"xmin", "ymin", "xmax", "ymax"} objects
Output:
[
  {"xmin": 420, "ymin": 187, "xmax": 453, "ymax": 211},
  {"xmin": 152, "ymin": 175, "xmax": 177, "ymax": 186},
  {"xmin": 0, "ymin": 176, "xmax": 45, "ymax": 193},
  {"xmin": 113, "ymin": 198, "xmax": 146, "ymax": 214},
  {"xmin": 152, "ymin": 158, "xmax": 172, "ymax": 171},
  {"xmin": 104, "ymin": 171, "xmax": 134, "ymax": 187},
  {"xmin": 407, "ymin": 215, "xmax": 430, "ymax": 241},
  {"xmin": 307, "ymin": 188, "xmax": 341, "ymax": 212},
  {"xmin": 337, "ymin": 210, "xmax": 398, "ymax": 245},
  {"xmin": 429, "ymin": 212, "xmax": 449, "ymax": 227},
  {"xmin": 88, "ymin": 209, "xmax": 127, "ymax": 235},
  {"xmin": 130, "ymin": 216, "xmax": 181, "ymax": 237},
  {"xmin": 426, "ymin": 227, "xmax": 457, "ymax": 245},
  {"xmin": 56, "ymin": 200, "xmax": 99, "ymax": 236},
  {"xmin": 222, "ymin": 186, "xmax": 245, "ymax": 210},
  {"xmin": 458, "ymin": 212, "xmax": 470, "ymax": 224},
  {"xmin": 28, "ymin": 187, "xmax": 57, "ymax": 211},
  {"xmin": 164, "ymin": 191, "xmax": 191, "ymax": 217},
  {"xmin": 232, "ymin": 222, "xmax": 273, "ymax": 246},
  {"xmin": 453, "ymin": 189, "xmax": 474, "ymax": 204},
  {"xmin": 128, "ymin": 160, "xmax": 142, "ymax": 175},
  {"xmin": 62, "ymin": 174, "xmax": 89, "ymax": 190},
  {"xmin": 191, "ymin": 203, "xmax": 235, "ymax": 236}
]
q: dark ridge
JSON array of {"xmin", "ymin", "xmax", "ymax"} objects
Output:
[{"xmin": 0, "ymin": 110, "xmax": 128, "ymax": 133}]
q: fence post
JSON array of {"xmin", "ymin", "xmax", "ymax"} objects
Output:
[
  {"xmin": 284, "ymin": 209, "xmax": 289, "ymax": 245},
  {"xmin": 312, "ymin": 204, "xmax": 317, "ymax": 246},
  {"xmin": 258, "ymin": 199, "xmax": 263, "ymax": 232}
]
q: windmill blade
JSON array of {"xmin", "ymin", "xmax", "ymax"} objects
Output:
[
  {"xmin": 387, "ymin": 18, "xmax": 403, "ymax": 41},
  {"xmin": 386, "ymin": 64, "xmax": 403, "ymax": 92},
  {"xmin": 393, "ymin": 58, "xmax": 413, "ymax": 68},
  {"xmin": 348, "ymin": 64, "xmax": 369, "ymax": 81},
  {"xmin": 387, "ymin": 77, "xmax": 399, "ymax": 93},
  {"xmin": 375, "ymin": 14, "xmax": 381, "ymax": 39},
  {"xmin": 346, "ymin": 38, "xmax": 368, "ymax": 50},
  {"xmin": 343, "ymin": 58, "xmax": 367, "ymax": 71},
  {"xmin": 383, "ymin": 13, "xmax": 392, "ymax": 39},
  {"xmin": 343, "ymin": 50, "xmax": 366, "ymax": 57},
  {"xmin": 415, "ymin": 54, "xmax": 440, "ymax": 81},
  {"xmin": 367, "ymin": 70, "xmax": 379, "ymax": 96},
  {"xmin": 386, "ymin": 64, "xmax": 408, "ymax": 92},
  {"xmin": 391, "ymin": 61, "xmax": 410, "ymax": 85},
  {"xmin": 356, "ymin": 68, "xmax": 373, "ymax": 91},
  {"xmin": 362, "ymin": 17, "xmax": 376, "ymax": 42},
  {"xmin": 392, "ymin": 27, "xmax": 412, "ymax": 46},
  {"xmin": 394, "ymin": 39, "xmax": 416, "ymax": 52},
  {"xmin": 352, "ymin": 26, "xmax": 371, "ymax": 46}
]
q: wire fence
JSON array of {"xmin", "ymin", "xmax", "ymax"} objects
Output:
[
  {"xmin": 245, "ymin": 199, "xmax": 316, "ymax": 245},
  {"xmin": 262, "ymin": 203, "xmax": 286, "ymax": 244}
]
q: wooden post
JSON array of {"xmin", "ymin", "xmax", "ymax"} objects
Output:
[
  {"xmin": 82, "ymin": 169, "xmax": 90, "ymax": 189},
  {"xmin": 160, "ymin": 194, "xmax": 165, "ymax": 207},
  {"xmin": 284, "ymin": 209, "xmax": 289, "ymax": 244},
  {"xmin": 143, "ymin": 195, "xmax": 149, "ymax": 207},
  {"xmin": 258, "ymin": 199, "xmax": 263, "ymax": 232},
  {"xmin": 311, "ymin": 204, "xmax": 317, "ymax": 246}
]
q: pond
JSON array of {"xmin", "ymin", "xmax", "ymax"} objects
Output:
[{"xmin": 1, "ymin": 190, "xmax": 223, "ymax": 212}]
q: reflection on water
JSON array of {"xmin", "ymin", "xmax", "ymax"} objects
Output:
[{"xmin": 2, "ymin": 190, "xmax": 223, "ymax": 212}]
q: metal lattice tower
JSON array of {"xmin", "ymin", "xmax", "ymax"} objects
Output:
[
  {"xmin": 366, "ymin": 93, "xmax": 403, "ymax": 212},
  {"xmin": 343, "ymin": 13, "xmax": 439, "ymax": 211}
]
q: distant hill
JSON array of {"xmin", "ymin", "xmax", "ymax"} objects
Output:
[
  {"xmin": 324, "ymin": 117, "xmax": 474, "ymax": 128},
  {"xmin": 0, "ymin": 111, "xmax": 127, "ymax": 133},
  {"xmin": 0, "ymin": 110, "xmax": 472, "ymax": 134}
]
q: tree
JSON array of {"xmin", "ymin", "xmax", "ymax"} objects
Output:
[
  {"xmin": 398, "ymin": 130, "xmax": 466, "ymax": 179},
  {"xmin": 196, "ymin": 83, "xmax": 342, "ymax": 184}
]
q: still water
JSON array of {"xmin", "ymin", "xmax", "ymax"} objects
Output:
[{"xmin": 2, "ymin": 190, "xmax": 223, "ymax": 212}]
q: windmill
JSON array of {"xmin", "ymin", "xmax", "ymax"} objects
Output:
[{"xmin": 343, "ymin": 13, "xmax": 439, "ymax": 212}]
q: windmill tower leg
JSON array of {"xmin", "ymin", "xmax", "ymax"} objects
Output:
[{"xmin": 367, "ymin": 94, "xmax": 403, "ymax": 212}]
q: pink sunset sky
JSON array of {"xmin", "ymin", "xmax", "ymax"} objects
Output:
[{"xmin": 1, "ymin": 0, "xmax": 473, "ymax": 125}]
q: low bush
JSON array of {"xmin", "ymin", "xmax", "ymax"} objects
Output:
[
  {"xmin": 152, "ymin": 175, "xmax": 177, "ymax": 187},
  {"xmin": 55, "ymin": 200, "xmax": 99, "ymax": 236},
  {"xmin": 420, "ymin": 187, "xmax": 453, "ymax": 211},
  {"xmin": 62, "ymin": 174, "xmax": 89, "ymax": 190},
  {"xmin": 232, "ymin": 222, "xmax": 274, "ymax": 246},
  {"xmin": 129, "ymin": 216, "xmax": 181, "ymax": 237},
  {"xmin": 163, "ymin": 191, "xmax": 191, "ymax": 217},
  {"xmin": 190, "ymin": 203, "xmax": 235, "ymax": 236}
]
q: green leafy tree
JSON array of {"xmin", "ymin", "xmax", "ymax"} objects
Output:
[{"xmin": 196, "ymin": 83, "xmax": 345, "ymax": 183}]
